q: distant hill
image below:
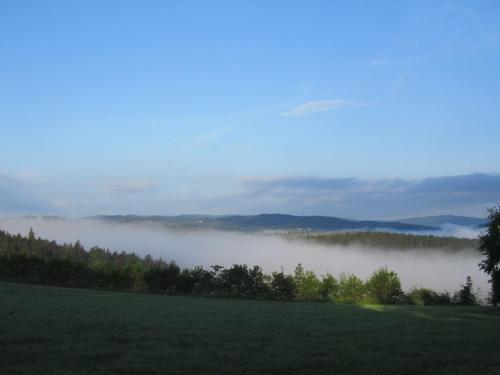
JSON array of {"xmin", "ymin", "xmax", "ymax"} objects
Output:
[
  {"xmin": 396, "ymin": 215, "xmax": 487, "ymax": 228},
  {"xmin": 93, "ymin": 213, "xmax": 437, "ymax": 232},
  {"xmin": 294, "ymin": 231, "xmax": 478, "ymax": 251}
]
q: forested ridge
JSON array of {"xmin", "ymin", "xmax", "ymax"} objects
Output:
[
  {"xmin": 0, "ymin": 228, "xmax": 479, "ymax": 305},
  {"xmin": 94, "ymin": 213, "xmax": 438, "ymax": 232},
  {"xmin": 293, "ymin": 231, "xmax": 479, "ymax": 251}
]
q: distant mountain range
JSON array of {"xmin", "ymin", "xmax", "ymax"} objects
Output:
[
  {"xmin": 93, "ymin": 213, "xmax": 452, "ymax": 232},
  {"xmin": 396, "ymin": 215, "xmax": 487, "ymax": 228}
]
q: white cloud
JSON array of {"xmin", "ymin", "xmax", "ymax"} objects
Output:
[{"xmin": 280, "ymin": 99, "xmax": 367, "ymax": 117}]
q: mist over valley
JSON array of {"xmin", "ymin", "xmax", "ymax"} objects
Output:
[{"xmin": 0, "ymin": 216, "xmax": 488, "ymax": 297}]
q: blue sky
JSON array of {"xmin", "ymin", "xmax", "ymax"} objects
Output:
[{"xmin": 1, "ymin": 0, "xmax": 499, "ymax": 218}]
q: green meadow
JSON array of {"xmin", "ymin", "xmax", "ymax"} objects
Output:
[{"xmin": 1, "ymin": 281, "xmax": 500, "ymax": 375}]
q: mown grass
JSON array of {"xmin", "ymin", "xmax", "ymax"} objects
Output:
[{"xmin": 1, "ymin": 282, "xmax": 500, "ymax": 374}]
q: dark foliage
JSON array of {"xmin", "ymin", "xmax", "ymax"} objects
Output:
[
  {"xmin": 479, "ymin": 205, "xmax": 500, "ymax": 305},
  {"xmin": 297, "ymin": 231, "xmax": 478, "ymax": 251},
  {"xmin": 270, "ymin": 271, "xmax": 296, "ymax": 300},
  {"xmin": 406, "ymin": 288, "xmax": 452, "ymax": 305},
  {"xmin": 453, "ymin": 276, "xmax": 479, "ymax": 305}
]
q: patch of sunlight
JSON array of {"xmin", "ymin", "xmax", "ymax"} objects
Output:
[
  {"xmin": 358, "ymin": 304, "xmax": 387, "ymax": 312},
  {"xmin": 407, "ymin": 309, "xmax": 461, "ymax": 320}
]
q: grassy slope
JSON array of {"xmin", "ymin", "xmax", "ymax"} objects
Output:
[{"xmin": 1, "ymin": 282, "xmax": 500, "ymax": 375}]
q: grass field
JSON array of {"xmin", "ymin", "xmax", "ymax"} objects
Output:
[{"xmin": 1, "ymin": 282, "xmax": 500, "ymax": 374}]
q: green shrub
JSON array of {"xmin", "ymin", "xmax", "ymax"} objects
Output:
[
  {"xmin": 366, "ymin": 267, "xmax": 402, "ymax": 304},
  {"xmin": 294, "ymin": 264, "xmax": 322, "ymax": 301},
  {"xmin": 407, "ymin": 288, "xmax": 451, "ymax": 305},
  {"xmin": 337, "ymin": 273, "xmax": 366, "ymax": 304},
  {"xmin": 320, "ymin": 272, "xmax": 339, "ymax": 301}
]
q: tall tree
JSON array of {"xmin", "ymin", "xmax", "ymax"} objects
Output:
[
  {"xmin": 479, "ymin": 205, "xmax": 500, "ymax": 305},
  {"xmin": 28, "ymin": 228, "xmax": 35, "ymax": 242}
]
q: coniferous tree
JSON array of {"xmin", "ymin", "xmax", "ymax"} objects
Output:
[{"xmin": 453, "ymin": 276, "xmax": 479, "ymax": 305}]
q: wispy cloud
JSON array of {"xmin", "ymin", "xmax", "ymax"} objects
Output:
[
  {"xmin": 102, "ymin": 182, "xmax": 154, "ymax": 195},
  {"xmin": 392, "ymin": 76, "xmax": 405, "ymax": 92},
  {"xmin": 370, "ymin": 59, "xmax": 388, "ymax": 66},
  {"xmin": 369, "ymin": 55, "xmax": 429, "ymax": 67},
  {"xmin": 191, "ymin": 127, "xmax": 233, "ymax": 147},
  {"xmin": 280, "ymin": 99, "xmax": 370, "ymax": 117},
  {"xmin": 184, "ymin": 103, "xmax": 291, "ymax": 123}
]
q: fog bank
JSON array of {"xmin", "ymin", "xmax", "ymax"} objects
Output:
[
  {"xmin": 0, "ymin": 218, "xmax": 489, "ymax": 297},
  {"xmin": 413, "ymin": 224, "xmax": 484, "ymax": 239}
]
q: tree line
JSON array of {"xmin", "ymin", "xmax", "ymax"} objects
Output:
[
  {"xmin": 0, "ymin": 228, "xmax": 480, "ymax": 305},
  {"xmin": 292, "ymin": 231, "xmax": 479, "ymax": 252}
]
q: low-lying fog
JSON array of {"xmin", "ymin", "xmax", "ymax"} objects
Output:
[
  {"xmin": 412, "ymin": 224, "xmax": 484, "ymax": 239},
  {"xmin": 0, "ymin": 218, "xmax": 490, "ymax": 298}
]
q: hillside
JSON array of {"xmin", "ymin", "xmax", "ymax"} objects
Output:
[{"xmin": 94, "ymin": 213, "xmax": 438, "ymax": 232}]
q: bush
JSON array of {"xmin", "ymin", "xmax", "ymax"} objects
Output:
[
  {"xmin": 294, "ymin": 264, "xmax": 322, "ymax": 301},
  {"xmin": 270, "ymin": 271, "xmax": 296, "ymax": 300},
  {"xmin": 337, "ymin": 273, "xmax": 366, "ymax": 304},
  {"xmin": 143, "ymin": 261, "xmax": 180, "ymax": 293},
  {"xmin": 366, "ymin": 267, "xmax": 402, "ymax": 304},
  {"xmin": 407, "ymin": 288, "xmax": 451, "ymax": 305},
  {"xmin": 320, "ymin": 273, "xmax": 339, "ymax": 301}
]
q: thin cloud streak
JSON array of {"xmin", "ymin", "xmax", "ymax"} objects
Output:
[
  {"xmin": 279, "ymin": 99, "xmax": 372, "ymax": 117},
  {"xmin": 102, "ymin": 183, "xmax": 154, "ymax": 195}
]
